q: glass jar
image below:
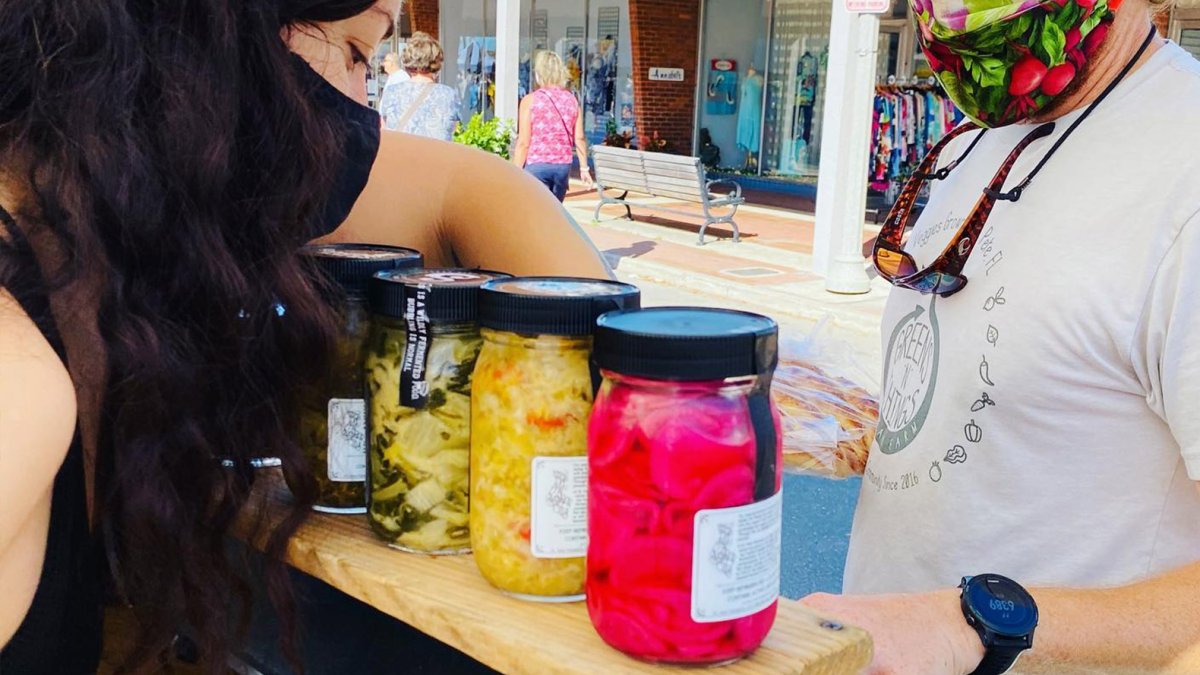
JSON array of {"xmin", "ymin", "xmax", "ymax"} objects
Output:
[
  {"xmin": 298, "ymin": 244, "xmax": 423, "ymax": 514},
  {"xmin": 586, "ymin": 307, "xmax": 783, "ymax": 665},
  {"xmin": 365, "ymin": 269, "xmax": 508, "ymax": 553},
  {"xmin": 470, "ymin": 277, "xmax": 641, "ymax": 602}
]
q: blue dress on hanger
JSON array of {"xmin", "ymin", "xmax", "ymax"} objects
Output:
[{"xmin": 736, "ymin": 74, "xmax": 763, "ymax": 153}]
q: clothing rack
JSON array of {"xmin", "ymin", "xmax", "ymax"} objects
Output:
[{"xmin": 869, "ymin": 77, "xmax": 964, "ymax": 195}]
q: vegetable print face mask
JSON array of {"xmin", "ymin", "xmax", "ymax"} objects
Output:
[{"xmin": 913, "ymin": 0, "xmax": 1120, "ymax": 127}]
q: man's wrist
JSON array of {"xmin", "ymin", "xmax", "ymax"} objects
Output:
[{"xmin": 934, "ymin": 588, "xmax": 986, "ymax": 673}]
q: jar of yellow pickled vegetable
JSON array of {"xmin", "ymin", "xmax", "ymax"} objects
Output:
[
  {"xmin": 298, "ymin": 244, "xmax": 423, "ymax": 514},
  {"xmin": 471, "ymin": 277, "xmax": 640, "ymax": 602},
  {"xmin": 365, "ymin": 269, "xmax": 508, "ymax": 553}
]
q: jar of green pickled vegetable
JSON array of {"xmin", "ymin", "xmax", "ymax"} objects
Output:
[
  {"xmin": 299, "ymin": 244, "xmax": 423, "ymax": 514},
  {"xmin": 471, "ymin": 277, "xmax": 640, "ymax": 602},
  {"xmin": 366, "ymin": 269, "xmax": 510, "ymax": 553}
]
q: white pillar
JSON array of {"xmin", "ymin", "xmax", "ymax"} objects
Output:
[
  {"xmin": 495, "ymin": 0, "xmax": 522, "ymax": 125},
  {"xmin": 812, "ymin": 1, "xmax": 879, "ymax": 294}
]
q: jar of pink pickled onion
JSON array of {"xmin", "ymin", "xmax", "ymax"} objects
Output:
[{"xmin": 587, "ymin": 307, "xmax": 783, "ymax": 665}]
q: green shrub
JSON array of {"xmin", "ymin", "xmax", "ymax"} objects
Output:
[{"xmin": 453, "ymin": 113, "xmax": 513, "ymax": 159}]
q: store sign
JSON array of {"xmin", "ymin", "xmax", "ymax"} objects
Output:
[
  {"xmin": 845, "ymin": 0, "xmax": 890, "ymax": 12},
  {"xmin": 649, "ymin": 67, "xmax": 685, "ymax": 82}
]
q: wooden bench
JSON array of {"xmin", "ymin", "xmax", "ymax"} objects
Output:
[{"xmin": 591, "ymin": 146, "xmax": 745, "ymax": 245}]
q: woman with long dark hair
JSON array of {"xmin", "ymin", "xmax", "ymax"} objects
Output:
[{"xmin": 0, "ymin": 1, "xmax": 396, "ymax": 671}]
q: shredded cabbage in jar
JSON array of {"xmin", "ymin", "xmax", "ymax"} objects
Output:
[
  {"xmin": 470, "ymin": 330, "xmax": 593, "ymax": 598},
  {"xmin": 366, "ymin": 320, "xmax": 480, "ymax": 553}
]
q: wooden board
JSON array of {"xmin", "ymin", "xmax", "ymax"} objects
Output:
[{"xmin": 237, "ymin": 477, "xmax": 872, "ymax": 675}]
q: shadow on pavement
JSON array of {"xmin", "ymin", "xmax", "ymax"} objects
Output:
[{"xmin": 602, "ymin": 240, "xmax": 657, "ymax": 270}]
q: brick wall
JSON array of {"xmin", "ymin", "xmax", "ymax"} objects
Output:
[
  {"xmin": 1153, "ymin": 8, "xmax": 1170, "ymax": 37},
  {"xmin": 628, "ymin": 0, "xmax": 701, "ymax": 154},
  {"xmin": 408, "ymin": 0, "xmax": 440, "ymax": 39}
]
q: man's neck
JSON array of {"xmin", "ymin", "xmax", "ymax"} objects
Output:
[{"xmin": 1032, "ymin": 7, "xmax": 1163, "ymax": 122}]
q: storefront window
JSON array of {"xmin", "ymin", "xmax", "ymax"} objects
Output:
[
  {"xmin": 762, "ymin": 0, "xmax": 832, "ymax": 179},
  {"xmin": 696, "ymin": 0, "xmax": 770, "ymax": 172},
  {"xmin": 699, "ymin": 0, "xmax": 951, "ymax": 184},
  {"xmin": 442, "ymin": 0, "xmax": 499, "ymax": 122},
  {"xmin": 698, "ymin": 0, "xmax": 831, "ymax": 179},
  {"xmin": 585, "ymin": 3, "xmax": 632, "ymax": 143},
  {"xmin": 515, "ymin": 0, "xmax": 630, "ymax": 143}
]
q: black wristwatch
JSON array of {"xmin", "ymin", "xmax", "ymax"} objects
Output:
[{"xmin": 959, "ymin": 574, "xmax": 1038, "ymax": 675}]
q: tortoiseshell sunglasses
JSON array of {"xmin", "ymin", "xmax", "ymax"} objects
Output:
[{"xmin": 872, "ymin": 120, "xmax": 1055, "ymax": 297}]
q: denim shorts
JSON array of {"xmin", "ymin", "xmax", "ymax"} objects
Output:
[{"xmin": 525, "ymin": 163, "xmax": 572, "ymax": 202}]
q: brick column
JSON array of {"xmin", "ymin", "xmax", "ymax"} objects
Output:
[
  {"xmin": 408, "ymin": 0, "xmax": 440, "ymax": 39},
  {"xmin": 628, "ymin": 0, "xmax": 701, "ymax": 154}
]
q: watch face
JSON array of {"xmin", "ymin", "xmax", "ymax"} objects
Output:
[{"xmin": 965, "ymin": 575, "xmax": 1038, "ymax": 636}]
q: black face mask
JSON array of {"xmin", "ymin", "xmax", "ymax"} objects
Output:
[{"xmin": 292, "ymin": 54, "xmax": 382, "ymax": 239}]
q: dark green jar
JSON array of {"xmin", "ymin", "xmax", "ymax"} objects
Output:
[{"xmin": 298, "ymin": 244, "xmax": 423, "ymax": 514}]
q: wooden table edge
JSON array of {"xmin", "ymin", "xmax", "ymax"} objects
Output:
[{"xmin": 236, "ymin": 477, "xmax": 873, "ymax": 675}]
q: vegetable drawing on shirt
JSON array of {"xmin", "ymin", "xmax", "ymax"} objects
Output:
[
  {"xmin": 980, "ymin": 355, "xmax": 996, "ymax": 386},
  {"xmin": 971, "ymin": 392, "xmax": 996, "ymax": 412},
  {"xmin": 983, "ymin": 287, "xmax": 1007, "ymax": 311}
]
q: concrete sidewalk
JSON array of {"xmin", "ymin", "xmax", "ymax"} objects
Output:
[{"xmin": 564, "ymin": 183, "xmax": 891, "ymax": 359}]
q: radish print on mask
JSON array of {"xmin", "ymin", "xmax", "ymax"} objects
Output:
[{"xmin": 914, "ymin": 0, "xmax": 1116, "ymax": 127}]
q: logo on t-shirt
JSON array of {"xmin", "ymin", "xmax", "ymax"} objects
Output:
[{"xmin": 876, "ymin": 296, "xmax": 941, "ymax": 454}]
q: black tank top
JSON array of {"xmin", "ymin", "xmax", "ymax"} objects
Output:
[{"xmin": 0, "ymin": 204, "xmax": 103, "ymax": 674}]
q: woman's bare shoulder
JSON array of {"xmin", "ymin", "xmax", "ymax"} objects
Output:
[
  {"xmin": 375, "ymin": 130, "xmax": 522, "ymax": 186},
  {"xmin": 0, "ymin": 291, "xmax": 77, "ymax": 466}
]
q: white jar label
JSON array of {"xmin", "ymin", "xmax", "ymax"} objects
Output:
[
  {"xmin": 530, "ymin": 456, "xmax": 589, "ymax": 559},
  {"xmin": 691, "ymin": 490, "xmax": 783, "ymax": 623},
  {"xmin": 327, "ymin": 398, "xmax": 367, "ymax": 482}
]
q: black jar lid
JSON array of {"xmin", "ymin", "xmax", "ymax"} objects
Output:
[
  {"xmin": 370, "ymin": 268, "xmax": 511, "ymax": 323},
  {"xmin": 594, "ymin": 307, "xmax": 778, "ymax": 381},
  {"xmin": 301, "ymin": 244, "xmax": 423, "ymax": 296},
  {"xmin": 479, "ymin": 277, "xmax": 641, "ymax": 336}
]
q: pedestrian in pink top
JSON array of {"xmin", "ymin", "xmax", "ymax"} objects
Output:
[{"xmin": 512, "ymin": 51, "xmax": 593, "ymax": 201}]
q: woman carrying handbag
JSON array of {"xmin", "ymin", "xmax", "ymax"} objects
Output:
[{"xmin": 511, "ymin": 51, "xmax": 592, "ymax": 202}]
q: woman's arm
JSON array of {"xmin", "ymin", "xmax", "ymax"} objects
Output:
[
  {"xmin": 574, "ymin": 105, "xmax": 592, "ymax": 186},
  {"xmin": 321, "ymin": 131, "xmax": 613, "ymax": 279},
  {"xmin": 511, "ymin": 95, "xmax": 533, "ymax": 169}
]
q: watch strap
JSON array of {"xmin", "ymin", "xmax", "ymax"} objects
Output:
[{"xmin": 970, "ymin": 644, "xmax": 1023, "ymax": 675}]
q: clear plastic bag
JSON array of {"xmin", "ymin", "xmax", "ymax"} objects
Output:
[{"xmin": 773, "ymin": 319, "xmax": 880, "ymax": 479}]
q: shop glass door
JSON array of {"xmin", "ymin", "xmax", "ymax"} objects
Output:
[
  {"xmin": 516, "ymin": 0, "xmax": 629, "ymax": 144},
  {"xmin": 696, "ymin": 0, "xmax": 770, "ymax": 172},
  {"xmin": 762, "ymin": 0, "xmax": 833, "ymax": 179},
  {"xmin": 442, "ymin": 0, "xmax": 499, "ymax": 122}
]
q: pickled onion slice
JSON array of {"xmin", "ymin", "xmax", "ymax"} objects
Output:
[
  {"xmin": 646, "ymin": 406, "xmax": 755, "ymax": 501},
  {"xmin": 588, "ymin": 388, "xmax": 638, "ymax": 468},
  {"xmin": 605, "ymin": 536, "xmax": 691, "ymax": 589},
  {"xmin": 589, "ymin": 483, "xmax": 660, "ymax": 546},
  {"xmin": 691, "ymin": 464, "xmax": 756, "ymax": 511},
  {"xmin": 592, "ymin": 608, "xmax": 671, "ymax": 656},
  {"xmin": 629, "ymin": 586, "xmax": 734, "ymax": 646}
]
